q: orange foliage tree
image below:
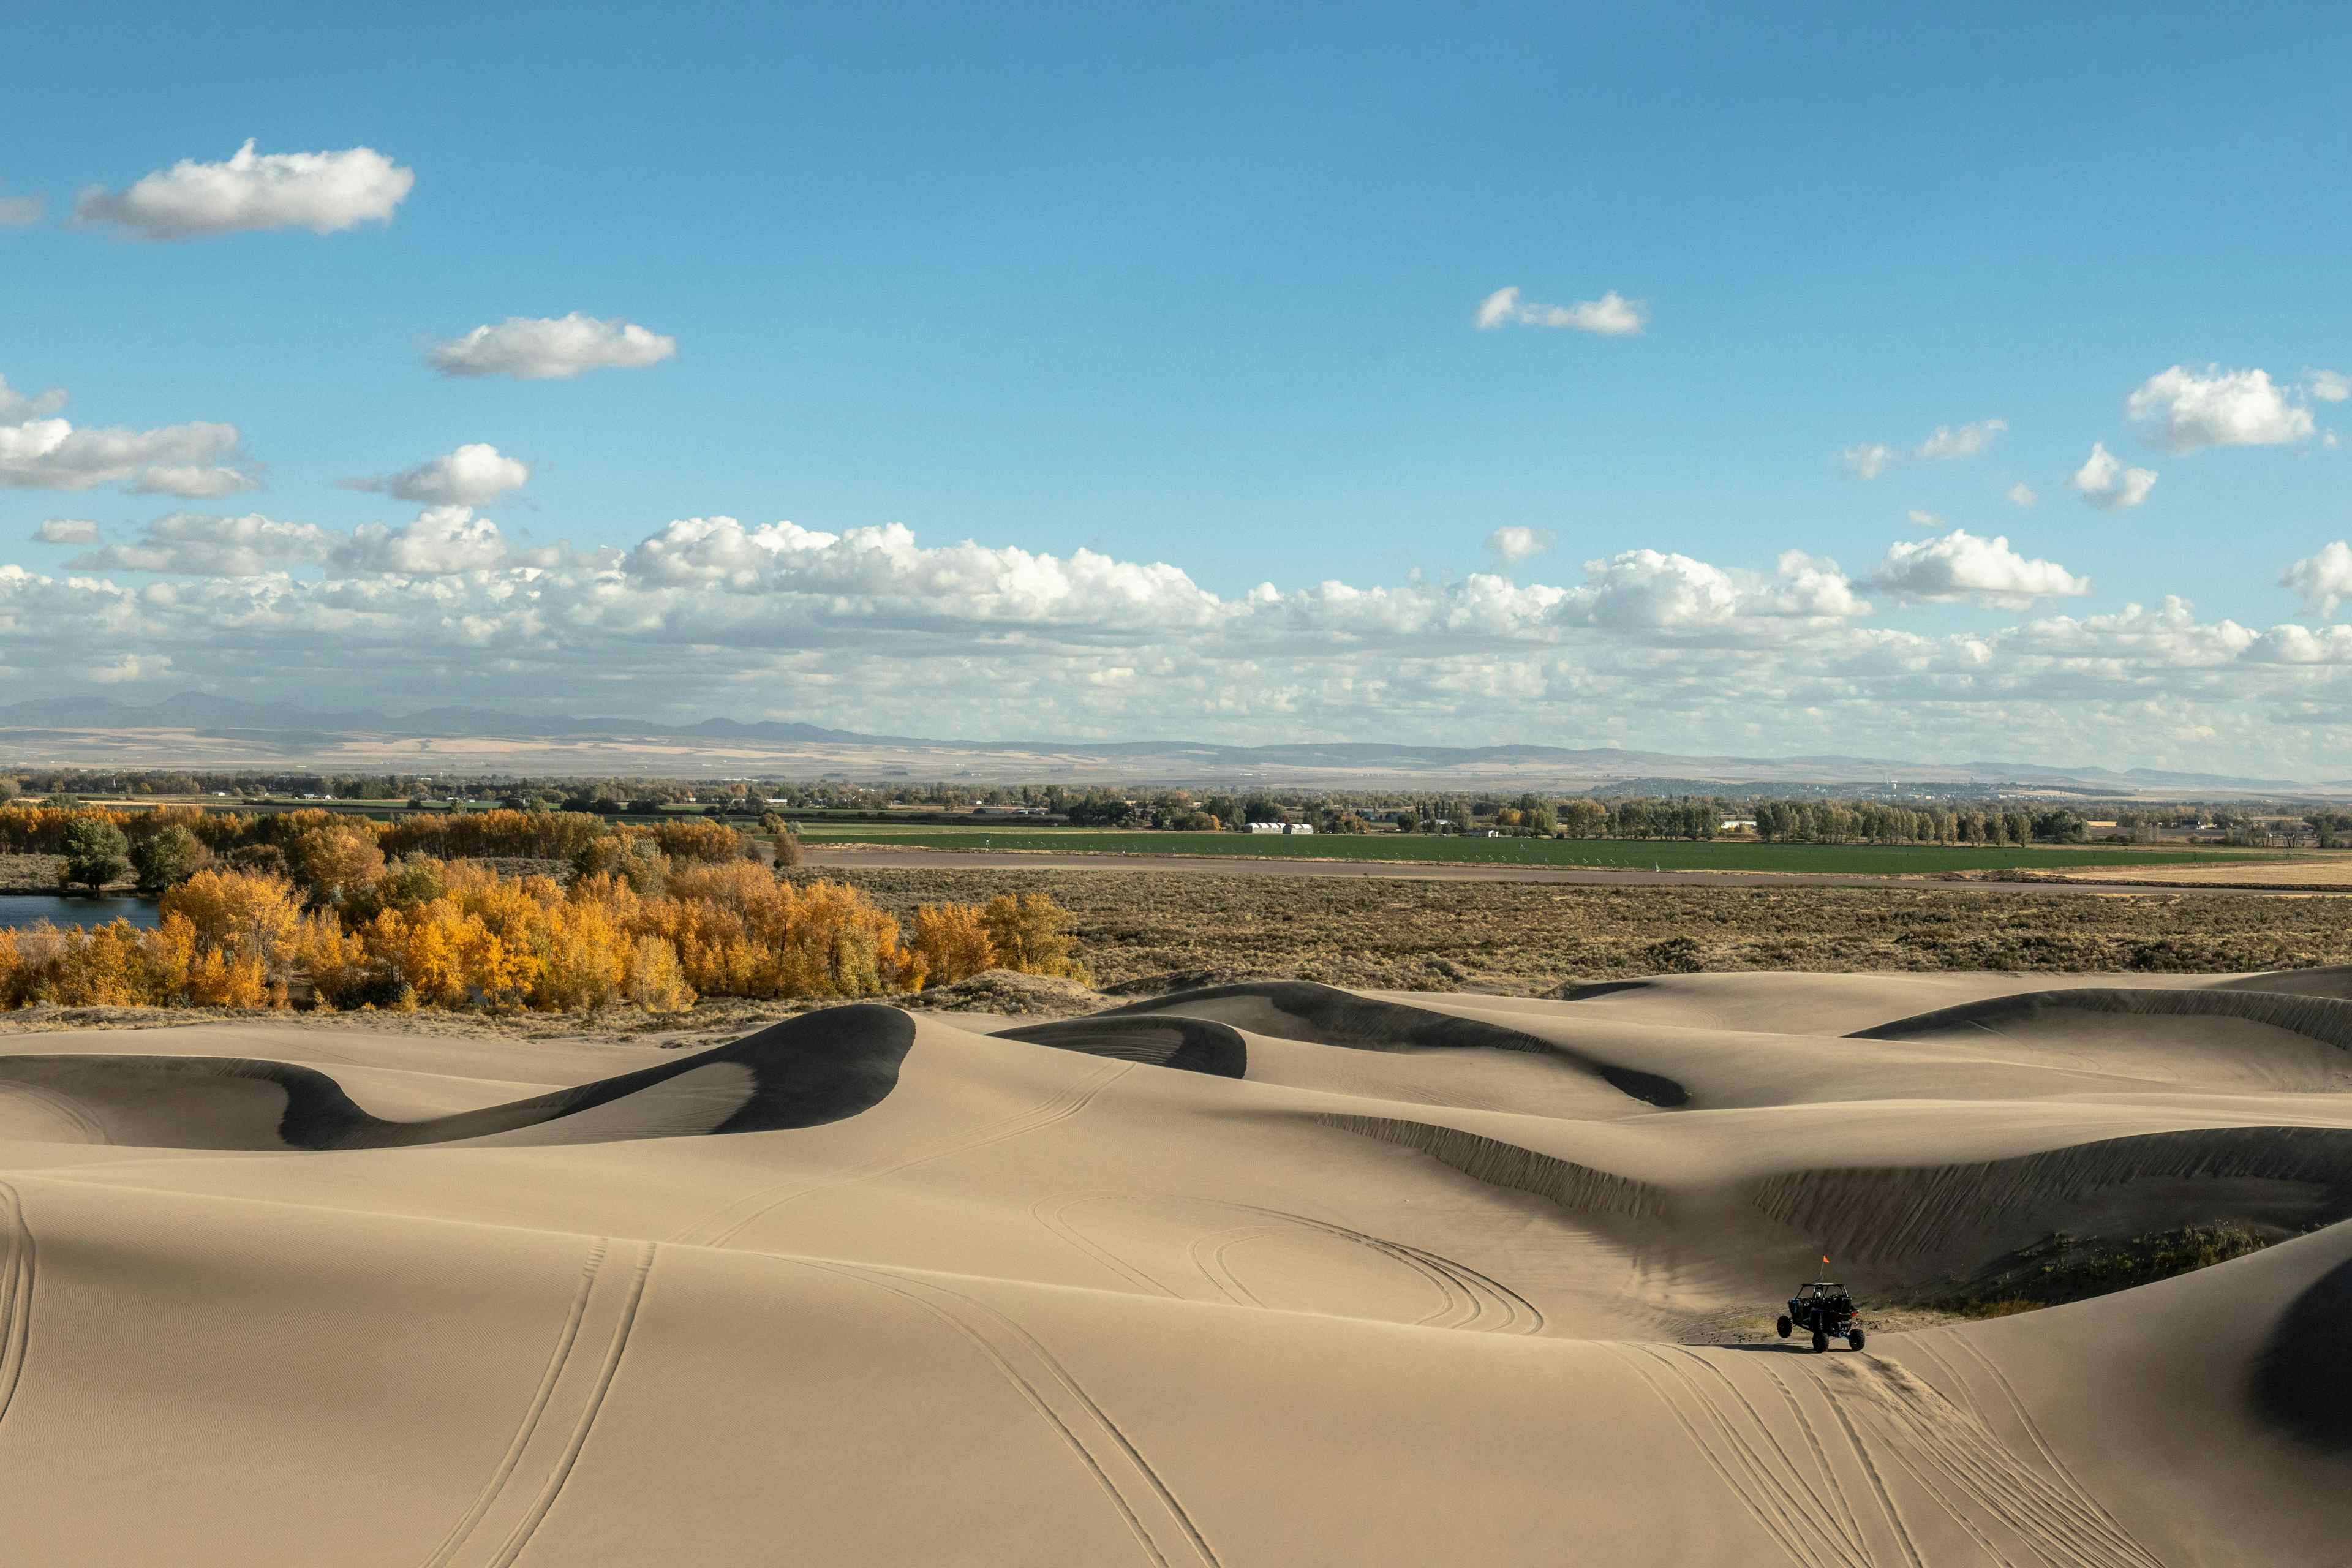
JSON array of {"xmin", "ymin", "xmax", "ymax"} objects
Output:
[{"xmin": 1, "ymin": 859, "xmax": 1084, "ymax": 1016}]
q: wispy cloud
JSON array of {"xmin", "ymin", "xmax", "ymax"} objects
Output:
[
  {"xmin": 1475, "ymin": 287, "xmax": 1646, "ymax": 336},
  {"xmin": 1842, "ymin": 418, "xmax": 2006, "ymax": 479}
]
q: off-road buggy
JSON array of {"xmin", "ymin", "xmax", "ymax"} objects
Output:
[{"xmin": 1776, "ymin": 1281, "xmax": 1864, "ymax": 1352}]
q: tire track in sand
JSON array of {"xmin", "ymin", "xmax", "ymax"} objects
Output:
[
  {"xmin": 1629, "ymin": 1344, "xmax": 1870, "ymax": 1568},
  {"xmin": 1811, "ymin": 1360, "xmax": 1929, "ymax": 1568},
  {"xmin": 1033, "ymin": 1193, "xmax": 1544, "ymax": 1333},
  {"xmin": 1822, "ymin": 1352, "xmax": 2164, "ymax": 1568},
  {"xmin": 419, "ymin": 1237, "xmax": 610, "ymax": 1568},
  {"xmin": 1756, "ymin": 1360, "xmax": 1886, "ymax": 1568},
  {"xmin": 1931, "ymin": 1335, "xmax": 2163, "ymax": 1568},
  {"xmin": 1597, "ymin": 1341, "xmax": 1822, "ymax": 1566},
  {"xmin": 1215, "ymin": 1202, "xmax": 1545, "ymax": 1335},
  {"xmin": 788, "ymin": 1254, "xmax": 1221, "ymax": 1568},
  {"xmin": 418, "ymin": 1238, "xmax": 657, "ymax": 1568},
  {"xmin": 1190, "ymin": 1227, "xmax": 1284, "ymax": 1307},
  {"xmin": 1649, "ymin": 1346, "xmax": 1872, "ymax": 1568},
  {"xmin": 0, "ymin": 1083, "xmax": 111, "ymax": 1145},
  {"xmin": 674, "ymin": 1062, "xmax": 1132, "ymax": 1250},
  {"xmin": 0, "ymin": 1181, "xmax": 34, "ymax": 1430},
  {"xmin": 1031, "ymin": 1193, "xmax": 1187, "ymax": 1299}
]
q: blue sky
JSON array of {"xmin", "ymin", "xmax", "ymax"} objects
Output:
[{"xmin": 4, "ymin": 2, "xmax": 2350, "ymax": 771}]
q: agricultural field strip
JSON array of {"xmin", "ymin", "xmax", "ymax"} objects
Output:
[{"xmin": 791, "ymin": 826, "xmax": 2280, "ymax": 875}]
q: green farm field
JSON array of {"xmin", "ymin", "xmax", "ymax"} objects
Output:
[{"xmin": 791, "ymin": 824, "xmax": 2279, "ymax": 875}]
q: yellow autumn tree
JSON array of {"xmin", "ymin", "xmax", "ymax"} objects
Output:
[
  {"xmin": 981, "ymin": 893, "xmax": 1090, "ymax": 982},
  {"xmin": 291, "ymin": 910, "xmax": 367, "ymax": 1007},
  {"xmin": 1, "ymin": 860, "xmax": 1086, "ymax": 1017},
  {"xmin": 161, "ymin": 869, "xmax": 304, "ymax": 978},
  {"xmin": 912, "ymin": 902, "xmax": 995, "ymax": 986},
  {"xmin": 624, "ymin": 935, "xmax": 695, "ymax": 1012},
  {"xmin": 290, "ymin": 826, "xmax": 387, "ymax": 907}
]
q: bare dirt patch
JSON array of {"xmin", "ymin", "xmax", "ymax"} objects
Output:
[{"xmin": 2026, "ymin": 854, "xmax": 2352, "ymax": 890}]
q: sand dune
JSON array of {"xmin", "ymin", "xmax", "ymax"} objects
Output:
[{"xmin": 0, "ymin": 971, "xmax": 2346, "ymax": 1563}]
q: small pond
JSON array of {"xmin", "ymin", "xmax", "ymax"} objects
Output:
[{"xmin": 0, "ymin": 894, "xmax": 163, "ymax": 931}]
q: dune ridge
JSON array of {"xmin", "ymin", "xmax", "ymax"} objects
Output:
[
  {"xmin": 1747, "ymin": 1125, "xmax": 2352, "ymax": 1262},
  {"xmin": 0, "ymin": 967, "xmax": 2344, "ymax": 1562},
  {"xmin": 1853, "ymin": 984, "xmax": 2352, "ymax": 1052},
  {"xmin": 1307, "ymin": 1112, "xmax": 1667, "ymax": 1218},
  {"xmin": 0, "ymin": 1007, "xmax": 911, "ymax": 1151}
]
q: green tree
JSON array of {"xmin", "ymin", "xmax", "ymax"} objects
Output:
[
  {"xmin": 59, "ymin": 817, "xmax": 131, "ymax": 891},
  {"xmin": 1560, "ymin": 799, "xmax": 1608, "ymax": 838},
  {"xmin": 2031, "ymin": 809, "xmax": 2089, "ymax": 844},
  {"xmin": 130, "ymin": 823, "xmax": 209, "ymax": 894}
]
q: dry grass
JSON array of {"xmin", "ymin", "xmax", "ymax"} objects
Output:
[
  {"xmin": 821, "ymin": 867, "xmax": 2352, "ymax": 992},
  {"xmin": 0, "ymin": 853, "xmax": 73, "ymax": 892},
  {"xmin": 2034, "ymin": 854, "xmax": 2352, "ymax": 889}
]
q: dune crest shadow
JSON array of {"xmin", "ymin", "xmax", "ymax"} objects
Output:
[{"xmin": 0, "ymin": 1006, "xmax": 915, "ymax": 1152}]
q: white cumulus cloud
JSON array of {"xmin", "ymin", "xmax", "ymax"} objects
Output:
[
  {"xmin": 72, "ymin": 140, "xmax": 415, "ymax": 240},
  {"xmin": 334, "ymin": 505, "xmax": 522, "ymax": 575},
  {"xmin": 2070, "ymin": 442, "xmax": 2158, "ymax": 511},
  {"xmin": 0, "ymin": 189, "xmax": 42, "ymax": 227},
  {"xmin": 131, "ymin": 463, "xmax": 262, "ymax": 498},
  {"xmin": 0, "ymin": 373, "xmax": 257, "ymax": 495},
  {"xmin": 89, "ymin": 653, "xmax": 173, "ymax": 684},
  {"xmin": 1905, "ymin": 509, "xmax": 1943, "ymax": 529},
  {"xmin": 70, "ymin": 511, "xmax": 333, "ymax": 576},
  {"xmin": 426, "ymin": 314, "xmax": 678, "ymax": 380},
  {"xmin": 1485, "ymin": 526, "xmax": 1555, "ymax": 565},
  {"xmin": 2307, "ymin": 369, "xmax": 2349, "ymax": 404},
  {"xmin": 1559, "ymin": 548, "xmax": 1865, "ymax": 628},
  {"xmin": 12, "ymin": 511, "xmax": 2352, "ymax": 774},
  {"xmin": 34, "ymin": 519, "xmax": 100, "ymax": 545},
  {"xmin": 0, "ymin": 376, "xmax": 67, "ymax": 421},
  {"xmin": 1475, "ymin": 287, "xmax": 1646, "ymax": 336},
  {"xmin": 1914, "ymin": 420, "xmax": 2007, "ymax": 461},
  {"xmin": 2125, "ymin": 364, "xmax": 2315, "ymax": 453},
  {"xmin": 2282, "ymin": 542, "xmax": 2352, "ymax": 620},
  {"xmin": 2005, "ymin": 481, "xmax": 2038, "ymax": 508},
  {"xmin": 342, "ymin": 443, "xmax": 530, "ymax": 507},
  {"xmin": 0, "ymin": 413, "xmax": 255, "ymax": 496},
  {"xmin": 1871, "ymin": 529, "xmax": 2089, "ymax": 607},
  {"xmin": 1842, "ymin": 443, "xmax": 1898, "ymax": 480}
]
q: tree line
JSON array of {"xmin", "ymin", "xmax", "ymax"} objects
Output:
[{"xmin": 1, "ymin": 853, "xmax": 1085, "ymax": 1014}]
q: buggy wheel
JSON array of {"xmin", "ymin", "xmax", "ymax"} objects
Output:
[
  {"xmin": 1776, "ymin": 1316, "xmax": 1792, "ymax": 1340},
  {"xmin": 1812, "ymin": 1329, "xmax": 1828, "ymax": 1353},
  {"xmin": 1848, "ymin": 1329, "xmax": 1866, "ymax": 1351}
]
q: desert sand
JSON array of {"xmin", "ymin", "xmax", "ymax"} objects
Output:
[{"xmin": 0, "ymin": 969, "xmax": 2347, "ymax": 1564}]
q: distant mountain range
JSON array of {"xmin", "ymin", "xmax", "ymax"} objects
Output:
[
  {"xmin": 0, "ymin": 693, "xmax": 2328, "ymax": 794},
  {"xmin": 0, "ymin": 694, "xmax": 898, "ymax": 746}
]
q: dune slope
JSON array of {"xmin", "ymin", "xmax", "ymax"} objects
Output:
[{"xmin": 0, "ymin": 969, "xmax": 2346, "ymax": 1564}]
